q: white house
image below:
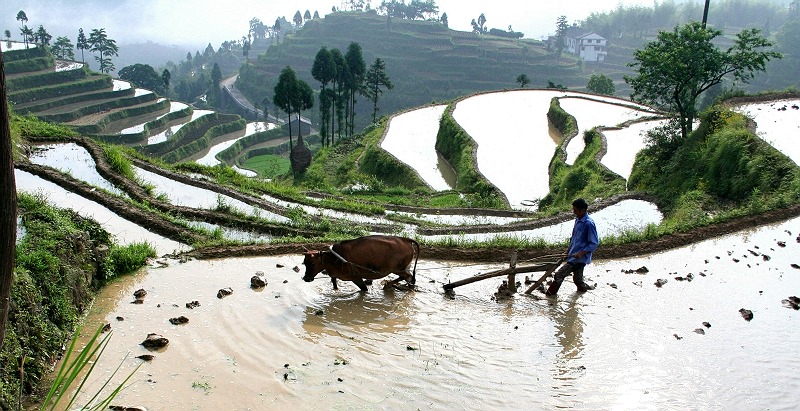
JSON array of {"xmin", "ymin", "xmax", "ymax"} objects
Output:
[{"xmin": 549, "ymin": 25, "xmax": 608, "ymax": 62}]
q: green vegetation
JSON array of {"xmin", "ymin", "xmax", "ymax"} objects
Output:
[
  {"xmin": 626, "ymin": 22, "xmax": 781, "ymax": 139},
  {"xmin": 630, "ymin": 107, "xmax": 800, "ymax": 221},
  {"xmin": 241, "ymin": 154, "xmax": 290, "ymax": 177},
  {"xmin": 541, "ymin": 129, "xmax": 626, "ymax": 211},
  {"xmin": 2, "ymin": 192, "xmax": 152, "ymax": 407}
]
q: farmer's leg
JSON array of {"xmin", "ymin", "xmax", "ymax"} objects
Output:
[
  {"xmin": 545, "ymin": 263, "xmax": 575, "ymax": 296},
  {"xmin": 571, "ymin": 263, "xmax": 591, "ymax": 292}
]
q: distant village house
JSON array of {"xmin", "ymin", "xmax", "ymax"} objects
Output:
[{"xmin": 548, "ymin": 25, "xmax": 608, "ymax": 62}]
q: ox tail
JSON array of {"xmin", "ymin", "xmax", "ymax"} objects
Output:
[{"xmin": 409, "ymin": 238, "xmax": 420, "ymax": 285}]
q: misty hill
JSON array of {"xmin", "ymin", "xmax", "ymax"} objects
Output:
[{"xmin": 235, "ymin": 11, "xmax": 588, "ymax": 131}]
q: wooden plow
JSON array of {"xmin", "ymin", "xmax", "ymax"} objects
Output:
[{"xmin": 442, "ymin": 253, "xmax": 566, "ymax": 295}]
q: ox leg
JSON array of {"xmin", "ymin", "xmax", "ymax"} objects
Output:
[
  {"xmin": 352, "ymin": 278, "xmax": 369, "ymax": 292},
  {"xmin": 330, "ymin": 277, "xmax": 339, "ymax": 290}
]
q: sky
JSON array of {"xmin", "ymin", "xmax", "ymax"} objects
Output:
[{"xmin": 0, "ymin": 0, "xmax": 665, "ymax": 49}]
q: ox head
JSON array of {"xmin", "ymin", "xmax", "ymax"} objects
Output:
[{"xmin": 301, "ymin": 249, "xmax": 324, "ymax": 282}]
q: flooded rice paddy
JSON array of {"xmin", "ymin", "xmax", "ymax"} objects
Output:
[
  {"xmin": 147, "ymin": 110, "xmax": 214, "ymax": 145},
  {"xmin": 194, "ymin": 122, "xmax": 276, "ymax": 166},
  {"xmin": 15, "ymin": 170, "xmax": 186, "ymax": 255},
  {"xmin": 381, "ymin": 105, "xmax": 454, "ymax": 190},
  {"xmin": 119, "ymin": 101, "xmax": 190, "ymax": 135},
  {"xmin": 73, "ymin": 217, "xmax": 800, "ymax": 410},
  {"xmin": 733, "ymin": 99, "xmax": 800, "ymax": 165}
]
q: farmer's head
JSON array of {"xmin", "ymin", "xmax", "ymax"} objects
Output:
[{"xmin": 572, "ymin": 198, "xmax": 588, "ymax": 218}]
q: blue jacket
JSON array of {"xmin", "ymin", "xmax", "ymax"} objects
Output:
[{"xmin": 567, "ymin": 213, "xmax": 599, "ymax": 264}]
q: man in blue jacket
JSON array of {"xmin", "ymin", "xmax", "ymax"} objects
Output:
[{"xmin": 545, "ymin": 198, "xmax": 599, "ymax": 296}]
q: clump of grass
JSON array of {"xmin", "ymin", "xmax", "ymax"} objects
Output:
[{"xmin": 100, "ymin": 242, "xmax": 157, "ymax": 282}]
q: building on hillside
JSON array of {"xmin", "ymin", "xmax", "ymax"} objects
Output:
[{"xmin": 548, "ymin": 25, "xmax": 608, "ymax": 62}]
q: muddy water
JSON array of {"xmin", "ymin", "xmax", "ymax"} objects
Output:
[{"xmin": 73, "ymin": 216, "xmax": 800, "ymax": 410}]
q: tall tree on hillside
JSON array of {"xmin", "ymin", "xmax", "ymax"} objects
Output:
[
  {"xmin": 161, "ymin": 69, "xmax": 171, "ymax": 97},
  {"xmin": 76, "ymin": 28, "xmax": 88, "ymax": 62},
  {"xmin": 441, "ymin": 12, "xmax": 448, "ymax": 27},
  {"xmin": 209, "ymin": 62, "xmax": 222, "ymax": 107},
  {"xmin": 20, "ymin": 26, "xmax": 33, "ymax": 49},
  {"xmin": 4, "ymin": 30, "xmax": 10, "ymax": 42},
  {"xmin": 243, "ymin": 39, "xmax": 251, "ymax": 61},
  {"xmin": 304, "ymin": 10, "xmax": 312, "ymax": 20},
  {"xmin": 626, "ymin": 22, "xmax": 781, "ymax": 139},
  {"xmin": 34, "ymin": 25, "xmax": 51, "ymax": 46},
  {"xmin": 313, "ymin": 11, "xmax": 321, "ymax": 19},
  {"xmin": 274, "ymin": 66, "xmax": 298, "ymax": 151},
  {"xmin": 0, "ymin": 48, "xmax": 18, "ymax": 349},
  {"xmin": 344, "ymin": 42, "xmax": 366, "ymax": 138},
  {"xmin": 364, "ymin": 57, "xmax": 393, "ymax": 123},
  {"xmin": 318, "ymin": 88, "xmax": 335, "ymax": 143},
  {"xmin": 16, "ymin": 10, "xmax": 27, "ymax": 30},
  {"xmin": 331, "ymin": 48, "xmax": 348, "ymax": 143},
  {"xmin": 312, "ymin": 47, "xmax": 335, "ymax": 146},
  {"xmin": 89, "ymin": 28, "xmax": 119, "ymax": 74},
  {"xmin": 52, "ymin": 36, "xmax": 75, "ymax": 60},
  {"xmin": 477, "ymin": 13, "xmax": 487, "ymax": 33},
  {"xmin": 555, "ymin": 15, "xmax": 568, "ymax": 61},
  {"xmin": 293, "ymin": 79, "xmax": 314, "ymax": 140},
  {"xmin": 294, "ymin": 10, "xmax": 303, "ymax": 28}
]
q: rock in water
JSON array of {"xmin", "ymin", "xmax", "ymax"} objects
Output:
[
  {"xmin": 133, "ymin": 288, "xmax": 147, "ymax": 300},
  {"xmin": 655, "ymin": 278, "xmax": 668, "ymax": 287},
  {"xmin": 186, "ymin": 300, "xmax": 201, "ymax": 309},
  {"xmin": 141, "ymin": 333, "xmax": 169, "ymax": 349},
  {"xmin": 739, "ymin": 308, "xmax": 754, "ymax": 321},
  {"xmin": 251, "ymin": 276, "xmax": 267, "ymax": 288},
  {"xmin": 169, "ymin": 316, "xmax": 189, "ymax": 325},
  {"xmin": 217, "ymin": 287, "xmax": 233, "ymax": 299}
]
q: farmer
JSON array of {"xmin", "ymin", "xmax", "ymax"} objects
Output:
[{"xmin": 545, "ymin": 198, "xmax": 599, "ymax": 296}]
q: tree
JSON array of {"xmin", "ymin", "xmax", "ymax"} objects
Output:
[
  {"xmin": 161, "ymin": 69, "xmax": 171, "ymax": 97},
  {"xmin": 294, "ymin": 10, "xmax": 303, "ymax": 28},
  {"xmin": 477, "ymin": 13, "xmax": 487, "ymax": 33},
  {"xmin": 242, "ymin": 39, "xmax": 250, "ymax": 61},
  {"xmin": 364, "ymin": 57, "xmax": 393, "ymax": 123},
  {"xmin": 344, "ymin": 42, "xmax": 366, "ymax": 138},
  {"xmin": 88, "ymin": 28, "xmax": 119, "ymax": 74},
  {"xmin": 0, "ymin": 47, "xmax": 18, "ymax": 350},
  {"xmin": 34, "ymin": 25, "xmax": 51, "ymax": 46},
  {"xmin": 313, "ymin": 11, "xmax": 321, "ymax": 19},
  {"xmin": 515, "ymin": 74, "xmax": 530, "ymax": 88},
  {"xmin": 209, "ymin": 62, "xmax": 222, "ymax": 107},
  {"xmin": 51, "ymin": 36, "xmax": 75, "ymax": 60},
  {"xmin": 76, "ymin": 28, "xmax": 88, "ymax": 62},
  {"xmin": 16, "ymin": 10, "xmax": 27, "ymax": 29},
  {"xmin": 312, "ymin": 47, "xmax": 335, "ymax": 146},
  {"xmin": 555, "ymin": 15, "xmax": 569, "ymax": 61},
  {"xmin": 20, "ymin": 26, "xmax": 33, "ymax": 49},
  {"xmin": 330, "ymin": 48, "xmax": 348, "ymax": 143},
  {"xmin": 274, "ymin": 66, "xmax": 298, "ymax": 151},
  {"xmin": 293, "ymin": 79, "xmax": 314, "ymax": 139},
  {"xmin": 119, "ymin": 64, "xmax": 166, "ymax": 95},
  {"xmin": 304, "ymin": 10, "xmax": 312, "ymax": 20},
  {"xmin": 441, "ymin": 12, "xmax": 448, "ymax": 27},
  {"xmin": 586, "ymin": 74, "xmax": 615, "ymax": 95},
  {"xmin": 625, "ymin": 22, "xmax": 782, "ymax": 139}
]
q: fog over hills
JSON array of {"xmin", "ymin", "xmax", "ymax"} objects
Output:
[{"xmin": 1, "ymin": 0, "xmax": 661, "ymax": 49}]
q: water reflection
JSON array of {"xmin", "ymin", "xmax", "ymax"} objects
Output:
[
  {"xmin": 382, "ymin": 105, "xmax": 452, "ymax": 190},
  {"xmin": 549, "ymin": 295, "xmax": 585, "ymax": 380},
  {"xmin": 303, "ymin": 290, "xmax": 412, "ymax": 338},
  {"xmin": 29, "ymin": 143, "xmax": 125, "ymax": 196}
]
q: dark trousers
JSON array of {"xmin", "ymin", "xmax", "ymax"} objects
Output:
[{"xmin": 546, "ymin": 262, "xmax": 588, "ymax": 295}]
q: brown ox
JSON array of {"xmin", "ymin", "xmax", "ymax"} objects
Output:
[{"xmin": 302, "ymin": 235, "xmax": 420, "ymax": 292}]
